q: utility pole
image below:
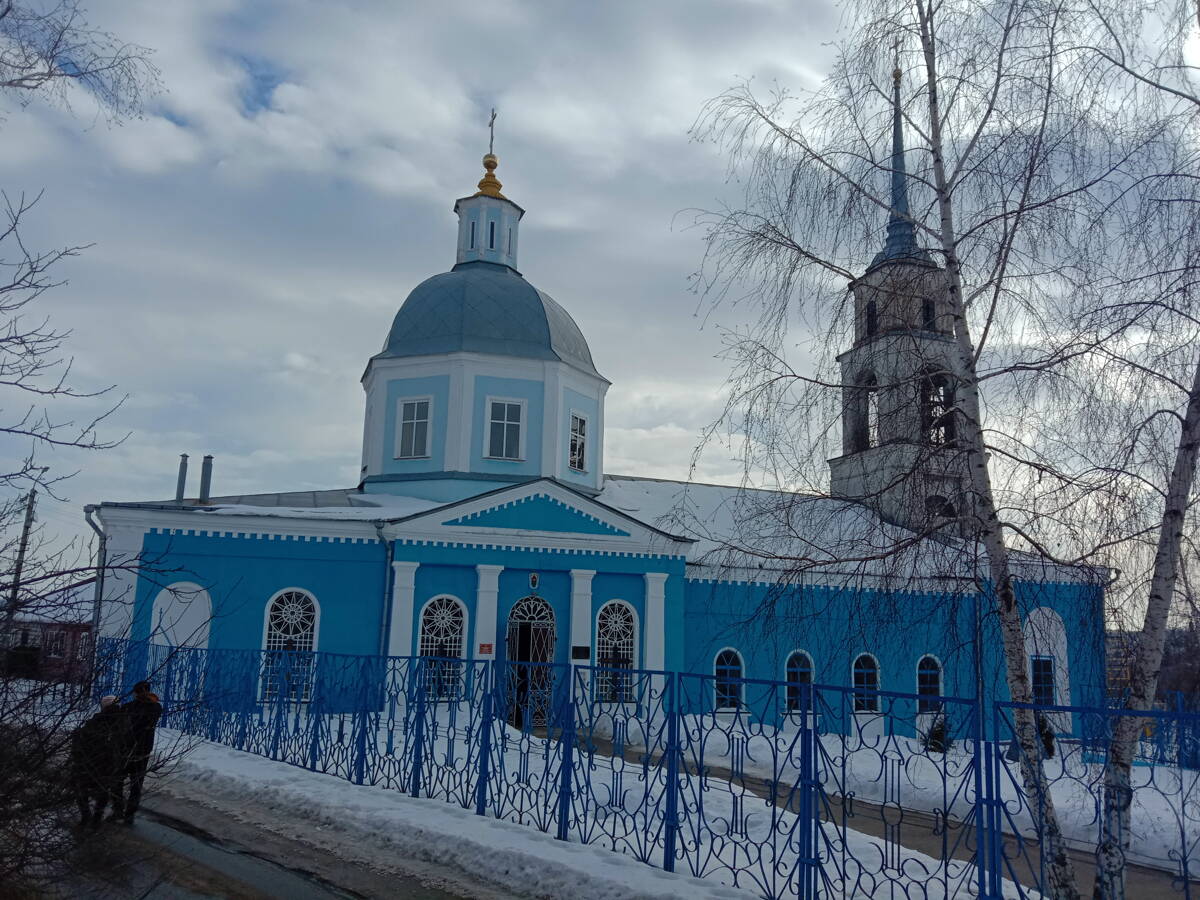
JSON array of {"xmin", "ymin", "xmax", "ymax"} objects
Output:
[{"xmin": 4, "ymin": 489, "xmax": 37, "ymax": 625}]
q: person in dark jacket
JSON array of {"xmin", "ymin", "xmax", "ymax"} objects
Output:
[
  {"xmin": 117, "ymin": 680, "xmax": 162, "ymax": 823},
  {"xmin": 70, "ymin": 696, "xmax": 124, "ymax": 828}
]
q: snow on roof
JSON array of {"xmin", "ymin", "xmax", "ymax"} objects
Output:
[
  {"xmin": 599, "ymin": 475, "xmax": 1095, "ymax": 588},
  {"xmin": 109, "ymin": 476, "xmax": 1095, "ymax": 588}
]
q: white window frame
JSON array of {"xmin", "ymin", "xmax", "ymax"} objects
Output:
[
  {"xmin": 395, "ymin": 395, "xmax": 433, "ymax": 460},
  {"xmin": 483, "ymin": 396, "xmax": 526, "ymax": 461},
  {"xmin": 568, "ymin": 411, "xmax": 588, "ymax": 472}
]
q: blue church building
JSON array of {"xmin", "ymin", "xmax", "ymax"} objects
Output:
[{"xmin": 93, "ymin": 138, "xmax": 1106, "ymax": 723}]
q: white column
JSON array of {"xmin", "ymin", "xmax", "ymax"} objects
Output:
[
  {"xmin": 569, "ymin": 569, "xmax": 596, "ymax": 666},
  {"xmin": 387, "ymin": 561, "xmax": 419, "ymax": 657},
  {"xmin": 644, "ymin": 572, "xmax": 668, "ymax": 671},
  {"xmin": 475, "ymin": 564, "xmax": 503, "ymax": 659}
]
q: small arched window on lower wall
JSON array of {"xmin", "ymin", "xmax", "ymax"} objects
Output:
[
  {"xmin": 852, "ymin": 653, "xmax": 880, "ymax": 712},
  {"xmin": 596, "ymin": 600, "xmax": 637, "ymax": 703},
  {"xmin": 262, "ymin": 589, "xmax": 319, "ymax": 703},
  {"xmin": 917, "ymin": 655, "xmax": 942, "ymax": 713},
  {"xmin": 786, "ymin": 651, "xmax": 813, "ymax": 711},
  {"xmin": 715, "ymin": 649, "xmax": 744, "ymax": 711},
  {"xmin": 419, "ymin": 595, "xmax": 467, "ymax": 701}
]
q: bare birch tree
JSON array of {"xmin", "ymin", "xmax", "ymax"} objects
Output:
[{"xmin": 692, "ymin": 1, "xmax": 1200, "ymax": 897}]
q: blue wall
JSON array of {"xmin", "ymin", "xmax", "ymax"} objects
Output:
[{"xmin": 132, "ymin": 529, "xmax": 387, "ymax": 657}]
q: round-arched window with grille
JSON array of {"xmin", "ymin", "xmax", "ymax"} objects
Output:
[
  {"xmin": 419, "ymin": 596, "xmax": 466, "ymax": 659},
  {"xmin": 265, "ymin": 590, "xmax": 317, "ymax": 653},
  {"xmin": 596, "ymin": 601, "xmax": 636, "ymax": 702},
  {"xmin": 262, "ymin": 590, "xmax": 317, "ymax": 702}
]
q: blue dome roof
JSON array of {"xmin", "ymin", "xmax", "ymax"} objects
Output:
[{"xmin": 379, "ymin": 261, "xmax": 600, "ymax": 377}]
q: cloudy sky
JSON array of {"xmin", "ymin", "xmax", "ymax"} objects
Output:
[{"xmin": 2, "ymin": 0, "xmax": 842, "ymax": 544}]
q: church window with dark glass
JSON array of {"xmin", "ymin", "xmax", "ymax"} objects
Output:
[
  {"xmin": 853, "ymin": 653, "xmax": 880, "ymax": 711},
  {"xmin": 786, "ymin": 651, "xmax": 813, "ymax": 712},
  {"xmin": 917, "ymin": 655, "xmax": 942, "ymax": 713},
  {"xmin": 569, "ymin": 414, "xmax": 587, "ymax": 471},
  {"xmin": 419, "ymin": 596, "xmax": 466, "ymax": 700},
  {"xmin": 488, "ymin": 220, "xmax": 496, "ymax": 249},
  {"xmin": 865, "ymin": 300, "xmax": 878, "ymax": 336},
  {"xmin": 920, "ymin": 372, "xmax": 956, "ymax": 445},
  {"xmin": 596, "ymin": 601, "xmax": 636, "ymax": 702},
  {"xmin": 397, "ymin": 399, "xmax": 430, "ymax": 458},
  {"xmin": 922, "ymin": 298, "xmax": 936, "ymax": 330},
  {"xmin": 714, "ymin": 649, "xmax": 743, "ymax": 710},
  {"xmin": 469, "ymin": 220, "xmax": 476, "ymax": 249},
  {"xmin": 488, "ymin": 400, "xmax": 523, "ymax": 459},
  {"xmin": 1031, "ymin": 655, "xmax": 1056, "ymax": 705},
  {"xmin": 262, "ymin": 589, "xmax": 318, "ymax": 702}
]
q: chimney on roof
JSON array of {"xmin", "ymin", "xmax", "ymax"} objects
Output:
[
  {"xmin": 174, "ymin": 454, "xmax": 189, "ymax": 503},
  {"xmin": 198, "ymin": 455, "xmax": 213, "ymax": 504}
]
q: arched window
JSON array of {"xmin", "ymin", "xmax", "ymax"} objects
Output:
[
  {"xmin": 917, "ymin": 655, "xmax": 942, "ymax": 713},
  {"xmin": 715, "ymin": 649, "xmax": 743, "ymax": 710},
  {"xmin": 263, "ymin": 590, "xmax": 318, "ymax": 702},
  {"xmin": 488, "ymin": 220, "xmax": 496, "ymax": 250},
  {"xmin": 865, "ymin": 300, "xmax": 878, "ymax": 337},
  {"xmin": 852, "ymin": 372, "xmax": 880, "ymax": 452},
  {"xmin": 419, "ymin": 596, "xmax": 467, "ymax": 700},
  {"xmin": 596, "ymin": 601, "xmax": 637, "ymax": 702},
  {"xmin": 920, "ymin": 371, "xmax": 956, "ymax": 445},
  {"xmin": 786, "ymin": 651, "xmax": 813, "ymax": 712},
  {"xmin": 853, "ymin": 654, "xmax": 880, "ymax": 712}
]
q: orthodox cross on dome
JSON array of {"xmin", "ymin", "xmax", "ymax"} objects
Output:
[{"xmin": 474, "ymin": 106, "xmax": 506, "ymax": 199}]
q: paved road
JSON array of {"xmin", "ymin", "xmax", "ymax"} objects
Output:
[{"xmin": 53, "ymin": 792, "xmax": 493, "ymax": 899}]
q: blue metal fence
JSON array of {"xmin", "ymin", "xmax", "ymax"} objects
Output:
[{"xmin": 95, "ymin": 638, "xmax": 1200, "ymax": 899}]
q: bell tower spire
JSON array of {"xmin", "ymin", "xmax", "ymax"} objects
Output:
[{"xmin": 870, "ymin": 58, "xmax": 931, "ymax": 270}]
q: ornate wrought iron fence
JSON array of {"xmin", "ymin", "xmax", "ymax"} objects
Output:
[{"xmin": 93, "ymin": 638, "xmax": 1200, "ymax": 899}]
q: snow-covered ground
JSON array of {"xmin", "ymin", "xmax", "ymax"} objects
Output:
[
  {"xmin": 162, "ymin": 732, "xmax": 756, "ymax": 900},
  {"xmin": 159, "ymin": 714, "xmax": 1019, "ymax": 900}
]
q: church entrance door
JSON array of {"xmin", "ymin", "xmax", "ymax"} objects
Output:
[{"xmin": 505, "ymin": 595, "xmax": 555, "ymax": 729}]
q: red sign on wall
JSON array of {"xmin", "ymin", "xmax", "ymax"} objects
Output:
[{"xmin": 479, "ymin": 643, "xmax": 494, "ymax": 655}]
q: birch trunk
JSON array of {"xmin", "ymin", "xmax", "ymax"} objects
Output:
[
  {"xmin": 1094, "ymin": 353, "xmax": 1200, "ymax": 900},
  {"xmin": 914, "ymin": 4, "xmax": 1080, "ymax": 896}
]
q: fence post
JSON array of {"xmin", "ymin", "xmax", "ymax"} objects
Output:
[
  {"xmin": 555, "ymin": 664, "xmax": 575, "ymax": 842},
  {"xmin": 352, "ymin": 657, "xmax": 370, "ymax": 785},
  {"xmin": 474, "ymin": 660, "xmax": 494, "ymax": 817},
  {"xmin": 662, "ymin": 672, "xmax": 681, "ymax": 873},
  {"xmin": 410, "ymin": 657, "xmax": 426, "ymax": 798},
  {"xmin": 796, "ymin": 681, "xmax": 817, "ymax": 897}
]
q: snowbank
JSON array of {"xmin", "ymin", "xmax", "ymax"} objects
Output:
[{"xmin": 161, "ymin": 732, "xmax": 754, "ymax": 900}]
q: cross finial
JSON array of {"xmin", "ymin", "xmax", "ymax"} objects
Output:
[{"xmin": 488, "ymin": 107, "xmax": 497, "ymax": 155}]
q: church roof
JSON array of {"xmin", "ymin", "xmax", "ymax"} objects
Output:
[
  {"xmin": 375, "ymin": 260, "xmax": 602, "ymax": 379},
  {"xmin": 106, "ymin": 476, "xmax": 1098, "ymax": 587}
]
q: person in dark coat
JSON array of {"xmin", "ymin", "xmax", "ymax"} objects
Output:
[
  {"xmin": 117, "ymin": 680, "xmax": 162, "ymax": 823},
  {"xmin": 70, "ymin": 695, "xmax": 125, "ymax": 829}
]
